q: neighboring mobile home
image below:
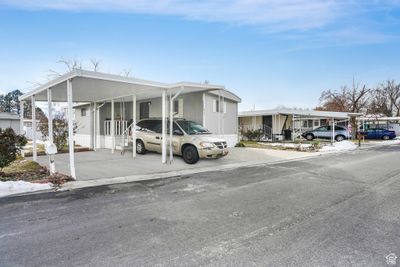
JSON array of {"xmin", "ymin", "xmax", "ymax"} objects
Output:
[
  {"xmin": 0, "ymin": 112, "xmax": 20, "ymax": 134},
  {"xmin": 239, "ymin": 108, "xmax": 361, "ymax": 141}
]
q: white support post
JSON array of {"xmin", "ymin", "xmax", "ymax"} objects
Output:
[
  {"xmin": 31, "ymin": 96, "xmax": 37, "ymax": 162},
  {"xmin": 93, "ymin": 102, "xmax": 97, "ymax": 151},
  {"xmin": 161, "ymin": 90, "xmax": 167, "ymax": 164},
  {"xmin": 332, "ymin": 117, "xmax": 335, "ymax": 144},
  {"xmin": 218, "ymin": 91, "xmax": 221, "ymax": 135},
  {"xmin": 47, "ymin": 88, "xmax": 53, "ymax": 143},
  {"xmin": 292, "ymin": 114, "xmax": 295, "ymax": 142},
  {"xmin": 111, "ymin": 99, "xmax": 115, "ymax": 154},
  {"xmin": 67, "ymin": 79, "xmax": 76, "ymax": 179},
  {"xmin": 169, "ymin": 92, "xmax": 173, "ymax": 163},
  {"xmin": 132, "ymin": 94, "xmax": 137, "ymax": 158},
  {"xmin": 47, "ymin": 88, "xmax": 56, "ymax": 175},
  {"xmin": 19, "ymin": 101, "xmax": 25, "ymax": 135}
]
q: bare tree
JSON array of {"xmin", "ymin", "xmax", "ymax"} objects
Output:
[
  {"xmin": 317, "ymin": 81, "xmax": 370, "ymax": 114},
  {"xmin": 121, "ymin": 69, "xmax": 132, "ymax": 77},
  {"xmin": 90, "ymin": 58, "xmax": 101, "ymax": 72},
  {"xmin": 57, "ymin": 57, "xmax": 82, "ymax": 71},
  {"xmin": 317, "ymin": 80, "xmax": 370, "ymax": 133},
  {"xmin": 368, "ymin": 80, "xmax": 400, "ymax": 117}
]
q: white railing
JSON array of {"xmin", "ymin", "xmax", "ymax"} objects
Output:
[{"xmin": 104, "ymin": 120, "xmax": 128, "ymax": 136}]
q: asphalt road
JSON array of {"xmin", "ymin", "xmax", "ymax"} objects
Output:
[{"xmin": 1, "ymin": 145, "xmax": 400, "ymax": 267}]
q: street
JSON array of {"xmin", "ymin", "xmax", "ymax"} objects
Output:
[{"xmin": 1, "ymin": 145, "xmax": 400, "ymax": 266}]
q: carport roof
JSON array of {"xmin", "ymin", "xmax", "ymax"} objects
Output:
[
  {"xmin": 19, "ymin": 69, "xmax": 241, "ymax": 103},
  {"xmin": 239, "ymin": 108, "xmax": 362, "ymax": 119}
]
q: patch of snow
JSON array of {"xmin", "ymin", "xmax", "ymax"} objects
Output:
[
  {"xmin": 258, "ymin": 142, "xmax": 312, "ymax": 149},
  {"xmin": 0, "ymin": 181, "xmax": 52, "ymax": 197},
  {"xmin": 319, "ymin": 140, "xmax": 357, "ymax": 152}
]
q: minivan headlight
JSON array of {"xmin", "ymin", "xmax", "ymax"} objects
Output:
[{"xmin": 200, "ymin": 142, "xmax": 215, "ymax": 148}]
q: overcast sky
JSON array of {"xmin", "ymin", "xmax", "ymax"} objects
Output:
[{"xmin": 1, "ymin": 0, "xmax": 400, "ymax": 110}]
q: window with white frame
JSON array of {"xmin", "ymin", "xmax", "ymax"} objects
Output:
[
  {"xmin": 81, "ymin": 108, "xmax": 87, "ymax": 117},
  {"xmin": 213, "ymin": 99, "xmax": 227, "ymax": 113}
]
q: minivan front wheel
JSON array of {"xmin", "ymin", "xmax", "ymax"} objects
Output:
[
  {"xmin": 382, "ymin": 135, "xmax": 390, "ymax": 140},
  {"xmin": 182, "ymin": 145, "xmax": 199, "ymax": 164},
  {"xmin": 136, "ymin": 140, "xmax": 146, "ymax": 154}
]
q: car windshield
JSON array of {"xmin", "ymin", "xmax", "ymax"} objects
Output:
[{"xmin": 176, "ymin": 120, "xmax": 211, "ymax": 135}]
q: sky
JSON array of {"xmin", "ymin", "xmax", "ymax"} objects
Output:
[{"xmin": 0, "ymin": 0, "xmax": 400, "ymax": 111}]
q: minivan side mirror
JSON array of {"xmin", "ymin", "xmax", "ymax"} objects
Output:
[{"xmin": 173, "ymin": 129, "xmax": 184, "ymax": 136}]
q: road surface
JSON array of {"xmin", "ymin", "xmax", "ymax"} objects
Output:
[{"xmin": 1, "ymin": 145, "xmax": 400, "ymax": 266}]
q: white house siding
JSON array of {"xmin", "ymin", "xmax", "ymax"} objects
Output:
[
  {"xmin": 203, "ymin": 93, "xmax": 238, "ymax": 146},
  {"xmin": 74, "ymin": 91, "xmax": 239, "ymax": 148},
  {"xmin": 0, "ymin": 119, "xmax": 20, "ymax": 134}
]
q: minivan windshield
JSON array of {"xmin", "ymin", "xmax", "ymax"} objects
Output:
[{"xmin": 176, "ymin": 120, "xmax": 211, "ymax": 135}]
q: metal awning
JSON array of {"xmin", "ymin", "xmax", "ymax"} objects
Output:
[
  {"xmin": 20, "ymin": 69, "xmax": 227, "ymax": 103},
  {"xmin": 239, "ymin": 108, "xmax": 362, "ymax": 120}
]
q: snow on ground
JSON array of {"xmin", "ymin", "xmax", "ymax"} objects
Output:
[
  {"xmin": 0, "ymin": 181, "xmax": 52, "ymax": 197},
  {"xmin": 319, "ymin": 140, "xmax": 357, "ymax": 152},
  {"xmin": 258, "ymin": 142, "xmax": 313, "ymax": 149}
]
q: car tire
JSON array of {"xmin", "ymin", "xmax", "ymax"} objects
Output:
[
  {"xmin": 382, "ymin": 135, "xmax": 390, "ymax": 140},
  {"xmin": 182, "ymin": 145, "xmax": 199, "ymax": 164},
  {"xmin": 136, "ymin": 140, "xmax": 146, "ymax": 154},
  {"xmin": 335, "ymin": 135, "xmax": 345, "ymax": 142},
  {"xmin": 305, "ymin": 134, "xmax": 314, "ymax": 141}
]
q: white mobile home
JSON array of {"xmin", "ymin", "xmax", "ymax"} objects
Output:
[
  {"xmin": 73, "ymin": 85, "xmax": 241, "ymax": 148},
  {"xmin": 19, "ymin": 70, "xmax": 240, "ymax": 178},
  {"xmin": 239, "ymin": 108, "xmax": 361, "ymax": 141},
  {"xmin": 0, "ymin": 112, "xmax": 20, "ymax": 134}
]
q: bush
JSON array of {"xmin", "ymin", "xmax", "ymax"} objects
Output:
[
  {"xmin": 235, "ymin": 142, "xmax": 246, "ymax": 147},
  {"xmin": 0, "ymin": 128, "xmax": 27, "ymax": 170},
  {"xmin": 311, "ymin": 140, "xmax": 321, "ymax": 150},
  {"xmin": 242, "ymin": 129, "xmax": 264, "ymax": 141},
  {"xmin": 38, "ymin": 113, "xmax": 73, "ymax": 151}
]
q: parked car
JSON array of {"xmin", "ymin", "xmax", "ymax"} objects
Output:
[
  {"xmin": 301, "ymin": 125, "xmax": 350, "ymax": 141},
  {"xmin": 357, "ymin": 128, "xmax": 396, "ymax": 140},
  {"xmin": 135, "ymin": 118, "xmax": 229, "ymax": 164}
]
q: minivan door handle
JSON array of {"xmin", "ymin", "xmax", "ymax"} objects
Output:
[{"xmin": 156, "ymin": 136, "xmax": 161, "ymax": 140}]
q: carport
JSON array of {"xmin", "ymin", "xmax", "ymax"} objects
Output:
[
  {"xmin": 239, "ymin": 108, "xmax": 362, "ymax": 142},
  {"xmin": 19, "ymin": 69, "xmax": 224, "ymax": 179}
]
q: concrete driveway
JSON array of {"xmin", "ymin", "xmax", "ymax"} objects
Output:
[{"xmin": 35, "ymin": 147, "xmax": 316, "ymax": 181}]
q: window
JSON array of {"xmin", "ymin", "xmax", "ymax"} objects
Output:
[
  {"xmin": 213, "ymin": 99, "xmax": 226, "ymax": 113},
  {"xmin": 176, "ymin": 120, "xmax": 210, "ymax": 135},
  {"xmin": 213, "ymin": 100, "xmax": 220, "ymax": 113},
  {"xmin": 316, "ymin": 126, "xmax": 330, "ymax": 131},
  {"xmin": 81, "ymin": 108, "xmax": 87, "ymax": 117},
  {"xmin": 140, "ymin": 102, "xmax": 150, "ymax": 120},
  {"xmin": 173, "ymin": 100, "xmax": 179, "ymax": 113}
]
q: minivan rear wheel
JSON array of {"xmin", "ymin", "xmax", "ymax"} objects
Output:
[
  {"xmin": 382, "ymin": 135, "xmax": 390, "ymax": 140},
  {"xmin": 182, "ymin": 145, "xmax": 199, "ymax": 164}
]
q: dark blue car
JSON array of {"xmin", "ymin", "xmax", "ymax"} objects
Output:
[{"xmin": 358, "ymin": 128, "xmax": 396, "ymax": 140}]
